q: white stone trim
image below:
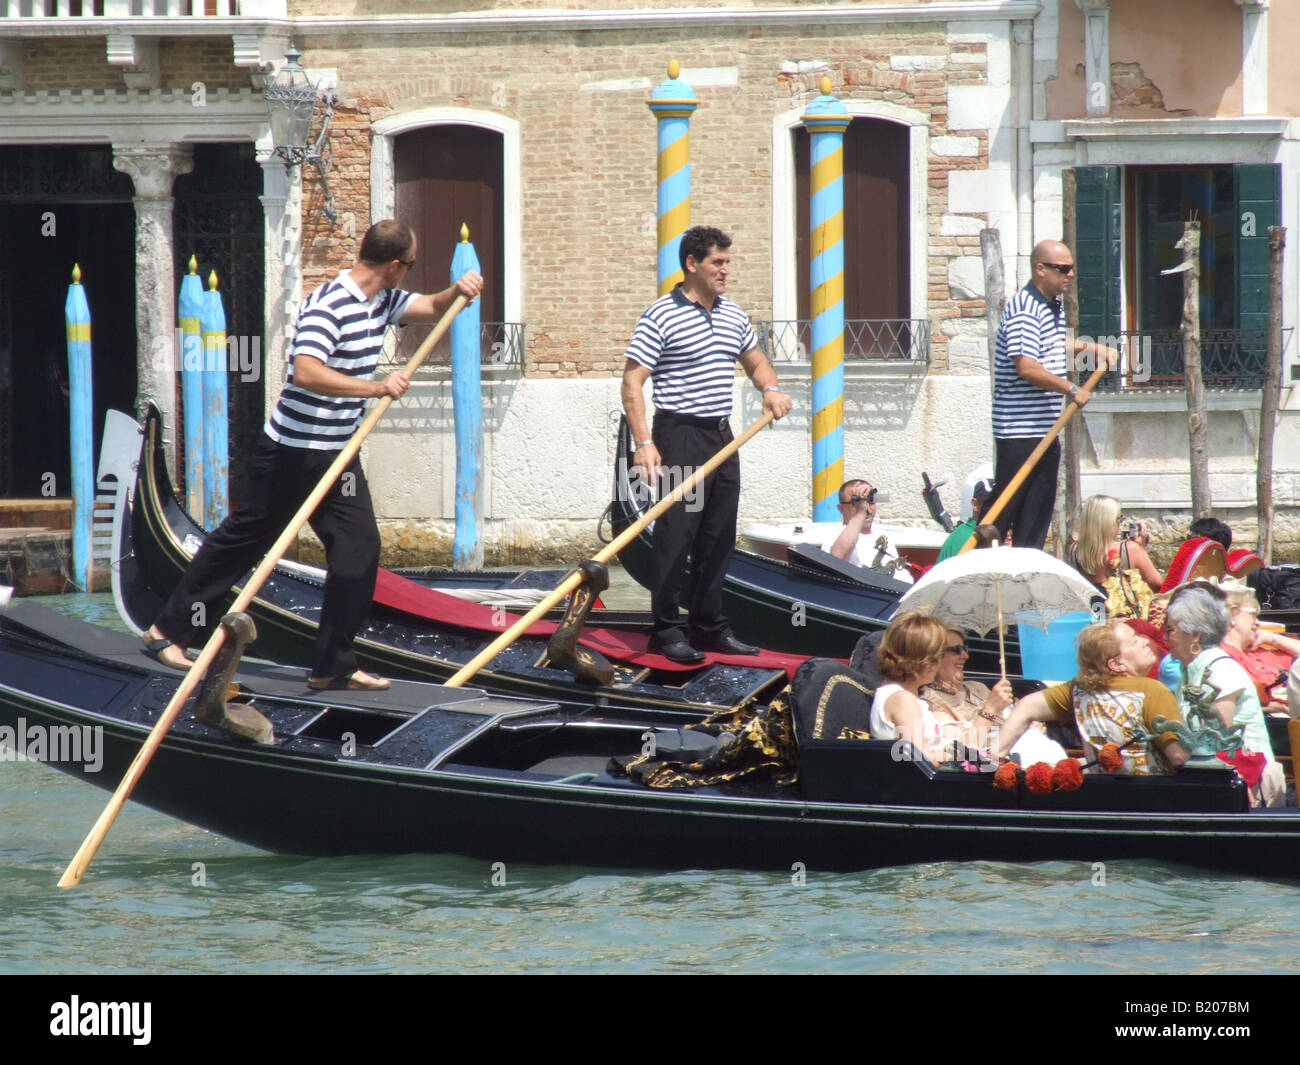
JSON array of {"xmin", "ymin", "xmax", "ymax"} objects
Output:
[
  {"xmin": 371, "ymin": 108, "xmax": 522, "ymax": 328},
  {"xmin": 770, "ymin": 100, "xmax": 928, "ymax": 329},
  {"xmin": 0, "ymin": 87, "xmax": 267, "ymax": 142},
  {"xmin": 1239, "ymin": 0, "xmax": 1268, "ymax": 116}
]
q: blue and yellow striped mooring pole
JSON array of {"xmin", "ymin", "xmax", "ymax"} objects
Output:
[
  {"xmin": 200, "ymin": 269, "xmax": 228, "ymax": 529},
  {"xmin": 177, "ymin": 255, "xmax": 205, "ymax": 523},
  {"xmin": 647, "ymin": 59, "xmax": 698, "ymax": 295},
  {"xmin": 64, "ymin": 263, "xmax": 94, "ymax": 591},
  {"xmin": 450, "ymin": 223, "xmax": 484, "ymax": 572},
  {"xmin": 802, "ymin": 76, "xmax": 851, "ymax": 522}
]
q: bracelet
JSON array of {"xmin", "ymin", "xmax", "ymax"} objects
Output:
[
  {"xmin": 632, "ymin": 439, "xmax": 653, "ymax": 452},
  {"xmin": 762, "ymin": 385, "xmax": 782, "ymax": 394}
]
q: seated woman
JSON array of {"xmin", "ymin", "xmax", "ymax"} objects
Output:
[
  {"xmin": 1220, "ymin": 583, "xmax": 1300, "ymax": 711},
  {"xmin": 996, "ymin": 620, "xmax": 1191, "ymax": 775},
  {"xmin": 1165, "ymin": 583, "xmax": 1284, "ymax": 806},
  {"xmin": 870, "ymin": 612, "xmax": 946, "ymax": 762},
  {"xmin": 1070, "ymin": 495, "xmax": 1163, "ymax": 619},
  {"xmin": 919, "ymin": 626, "xmax": 1014, "ymax": 753}
]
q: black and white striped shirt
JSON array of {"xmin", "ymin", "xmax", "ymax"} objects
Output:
[
  {"xmin": 266, "ymin": 271, "xmax": 416, "ymax": 450},
  {"xmin": 992, "ymin": 282, "xmax": 1067, "ymax": 439},
  {"xmin": 624, "ymin": 287, "xmax": 758, "ymax": 417}
]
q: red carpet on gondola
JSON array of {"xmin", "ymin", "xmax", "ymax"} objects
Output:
[{"xmin": 371, "ymin": 568, "xmax": 812, "ymax": 678}]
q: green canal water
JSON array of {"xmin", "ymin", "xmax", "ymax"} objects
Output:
[{"xmin": 4, "ymin": 582, "xmax": 1300, "ymax": 976}]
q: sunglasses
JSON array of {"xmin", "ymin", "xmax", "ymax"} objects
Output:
[
  {"xmin": 398, "ymin": 258, "xmax": 417, "ymax": 268},
  {"xmin": 945, "ymin": 644, "xmax": 967, "ymax": 655},
  {"xmin": 1042, "ymin": 262, "xmax": 1075, "ymax": 275}
]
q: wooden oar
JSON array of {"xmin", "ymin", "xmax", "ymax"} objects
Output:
[
  {"xmin": 444, "ymin": 410, "xmax": 775, "ymax": 688},
  {"xmin": 957, "ymin": 360, "xmax": 1110, "ymax": 556},
  {"xmin": 57, "ymin": 295, "xmax": 469, "ymax": 889}
]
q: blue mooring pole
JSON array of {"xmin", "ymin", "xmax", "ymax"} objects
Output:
[
  {"xmin": 450, "ymin": 223, "xmax": 483, "ymax": 571},
  {"xmin": 177, "ymin": 255, "xmax": 205, "ymax": 522},
  {"xmin": 64, "ymin": 263, "xmax": 94, "ymax": 591},
  {"xmin": 201, "ymin": 269, "xmax": 229, "ymax": 527}
]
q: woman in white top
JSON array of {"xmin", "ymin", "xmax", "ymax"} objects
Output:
[{"xmin": 869, "ymin": 611, "xmax": 947, "ymax": 762}]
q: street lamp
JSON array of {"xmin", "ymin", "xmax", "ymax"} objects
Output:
[{"xmin": 264, "ymin": 47, "xmax": 337, "ymax": 225}]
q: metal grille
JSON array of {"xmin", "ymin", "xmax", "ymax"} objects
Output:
[
  {"xmin": 1088, "ymin": 329, "xmax": 1283, "ymax": 392},
  {"xmin": 755, "ymin": 319, "xmax": 930, "ymax": 365},
  {"xmin": 386, "ymin": 322, "xmax": 526, "ymax": 373}
]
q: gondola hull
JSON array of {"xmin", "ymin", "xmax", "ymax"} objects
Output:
[{"xmin": 4, "ymin": 600, "xmax": 1300, "ymax": 876}]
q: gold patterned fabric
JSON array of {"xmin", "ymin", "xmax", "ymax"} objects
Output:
[{"xmin": 613, "ymin": 689, "xmax": 800, "ymax": 790}]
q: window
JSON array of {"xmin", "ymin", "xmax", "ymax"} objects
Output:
[{"xmin": 1074, "ymin": 163, "xmax": 1280, "ymax": 390}]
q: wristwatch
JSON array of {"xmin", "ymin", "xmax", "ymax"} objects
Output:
[
  {"xmin": 1066, "ymin": 383, "xmax": 1079, "ymax": 400},
  {"xmin": 762, "ymin": 385, "xmax": 782, "ymax": 394},
  {"xmin": 632, "ymin": 439, "xmax": 653, "ymax": 452}
]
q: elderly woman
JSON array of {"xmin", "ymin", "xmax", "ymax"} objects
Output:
[
  {"xmin": 920, "ymin": 626, "xmax": 1014, "ymax": 753},
  {"xmin": 1220, "ymin": 583, "xmax": 1300, "ymax": 711},
  {"xmin": 1071, "ymin": 495, "xmax": 1163, "ymax": 618},
  {"xmin": 1164, "ymin": 583, "xmax": 1284, "ymax": 806},
  {"xmin": 870, "ymin": 612, "xmax": 947, "ymax": 762},
  {"xmin": 996, "ymin": 621, "xmax": 1190, "ymax": 774}
]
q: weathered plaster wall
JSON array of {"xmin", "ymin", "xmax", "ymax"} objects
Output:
[{"xmin": 1046, "ymin": 0, "xmax": 1243, "ymax": 120}]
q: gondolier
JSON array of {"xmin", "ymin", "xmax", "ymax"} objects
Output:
[
  {"xmin": 990, "ymin": 239, "xmax": 1110, "ymax": 549},
  {"xmin": 142, "ymin": 219, "xmax": 483, "ymax": 689},
  {"xmin": 621, "ymin": 225, "xmax": 792, "ymax": 664}
]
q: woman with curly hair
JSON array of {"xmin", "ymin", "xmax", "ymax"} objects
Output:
[
  {"xmin": 996, "ymin": 621, "xmax": 1190, "ymax": 775},
  {"xmin": 869, "ymin": 611, "xmax": 947, "ymax": 761},
  {"xmin": 1070, "ymin": 494, "xmax": 1163, "ymax": 618}
]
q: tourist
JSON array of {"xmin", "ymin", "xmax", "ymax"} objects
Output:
[{"xmin": 1070, "ymin": 494, "xmax": 1162, "ymax": 619}]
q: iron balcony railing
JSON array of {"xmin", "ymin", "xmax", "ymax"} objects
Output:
[
  {"xmin": 754, "ymin": 319, "xmax": 931, "ymax": 366},
  {"xmin": 1086, "ymin": 328, "xmax": 1286, "ymax": 392},
  {"xmin": 387, "ymin": 321, "xmax": 526, "ymax": 373}
]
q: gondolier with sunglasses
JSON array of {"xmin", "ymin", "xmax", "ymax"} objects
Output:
[
  {"xmin": 142, "ymin": 219, "xmax": 483, "ymax": 690},
  {"xmin": 990, "ymin": 239, "xmax": 1111, "ymax": 550},
  {"xmin": 621, "ymin": 225, "xmax": 792, "ymax": 665}
]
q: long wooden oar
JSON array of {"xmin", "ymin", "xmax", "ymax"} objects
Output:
[
  {"xmin": 957, "ymin": 360, "xmax": 1109, "ymax": 556},
  {"xmin": 444, "ymin": 410, "xmax": 775, "ymax": 688},
  {"xmin": 58, "ymin": 295, "xmax": 469, "ymax": 888}
]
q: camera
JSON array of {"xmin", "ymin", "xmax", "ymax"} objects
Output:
[
  {"xmin": 851, "ymin": 487, "xmax": 878, "ymax": 506},
  {"xmin": 1120, "ymin": 519, "xmax": 1145, "ymax": 542}
]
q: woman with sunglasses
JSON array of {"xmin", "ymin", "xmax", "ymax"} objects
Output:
[{"xmin": 920, "ymin": 627, "xmax": 1014, "ymax": 752}]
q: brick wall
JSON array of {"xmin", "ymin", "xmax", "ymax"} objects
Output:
[{"xmin": 298, "ymin": 22, "xmax": 997, "ymax": 380}]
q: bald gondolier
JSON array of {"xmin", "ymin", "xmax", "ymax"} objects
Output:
[
  {"xmin": 142, "ymin": 219, "xmax": 483, "ymax": 689},
  {"xmin": 990, "ymin": 239, "xmax": 1113, "ymax": 550},
  {"xmin": 621, "ymin": 225, "xmax": 792, "ymax": 664}
]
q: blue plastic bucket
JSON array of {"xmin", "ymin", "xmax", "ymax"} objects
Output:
[{"xmin": 1015, "ymin": 611, "xmax": 1094, "ymax": 682}]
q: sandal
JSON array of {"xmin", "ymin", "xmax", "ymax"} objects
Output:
[
  {"xmin": 307, "ymin": 670, "xmax": 391, "ymax": 692},
  {"xmin": 141, "ymin": 635, "xmax": 196, "ymax": 670}
]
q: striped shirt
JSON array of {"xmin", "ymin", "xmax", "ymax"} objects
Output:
[
  {"xmin": 266, "ymin": 270, "xmax": 416, "ymax": 450},
  {"xmin": 624, "ymin": 287, "xmax": 758, "ymax": 418},
  {"xmin": 992, "ymin": 282, "xmax": 1067, "ymax": 439}
]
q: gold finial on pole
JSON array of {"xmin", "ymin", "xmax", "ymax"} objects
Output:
[
  {"xmin": 208, "ymin": 270, "xmax": 218, "ymax": 291},
  {"xmin": 820, "ymin": 75, "xmax": 832, "ymax": 96},
  {"xmin": 668, "ymin": 59, "xmax": 680, "ymax": 79},
  {"xmin": 188, "ymin": 254, "xmax": 197, "ymax": 274},
  {"xmin": 460, "ymin": 222, "xmax": 469, "ymax": 242},
  {"xmin": 71, "ymin": 263, "xmax": 82, "ymax": 284}
]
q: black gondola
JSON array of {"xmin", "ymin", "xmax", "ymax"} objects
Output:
[
  {"xmin": 4, "ymin": 598, "xmax": 1299, "ymax": 876},
  {"xmin": 605, "ymin": 416, "xmax": 1022, "ymax": 671}
]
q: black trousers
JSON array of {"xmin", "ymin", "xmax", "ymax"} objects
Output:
[
  {"xmin": 648, "ymin": 412, "xmax": 740, "ymax": 644},
  {"xmin": 154, "ymin": 432, "xmax": 380, "ymax": 680},
  {"xmin": 991, "ymin": 435, "xmax": 1060, "ymax": 550}
]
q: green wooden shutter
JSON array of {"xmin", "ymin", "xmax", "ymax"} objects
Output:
[
  {"xmin": 1235, "ymin": 163, "xmax": 1280, "ymax": 334},
  {"xmin": 1072, "ymin": 165, "xmax": 1122, "ymax": 343}
]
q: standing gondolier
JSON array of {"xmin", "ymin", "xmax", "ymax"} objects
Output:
[
  {"xmin": 990, "ymin": 239, "xmax": 1112, "ymax": 549},
  {"xmin": 142, "ymin": 219, "xmax": 483, "ymax": 689},
  {"xmin": 621, "ymin": 225, "xmax": 792, "ymax": 664}
]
